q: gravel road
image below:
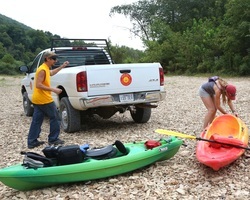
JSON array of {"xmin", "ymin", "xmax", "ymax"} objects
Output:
[{"xmin": 0, "ymin": 75, "xmax": 249, "ymax": 200}]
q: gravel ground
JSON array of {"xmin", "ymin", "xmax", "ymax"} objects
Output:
[{"xmin": 0, "ymin": 75, "xmax": 249, "ymax": 200}]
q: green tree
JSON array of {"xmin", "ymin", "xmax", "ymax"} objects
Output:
[
  {"xmin": 0, "ymin": 53, "xmax": 18, "ymax": 75},
  {"xmin": 0, "ymin": 32, "xmax": 13, "ymax": 48},
  {"xmin": 0, "ymin": 42, "xmax": 7, "ymax": 59},
  {"xmin": 111, "ymin": 0, "xmax": 249, "ymax": 75},
  {"xmin": 219, "ymin": 0, "xmax": 250, "ymax": 75},
  {"xmin": 110, "ymin": 44, "xmax": 144, "ymax": 64},
  {"xmin": 27, "ymin": 30, "xmax": 50, "ymax": 52},
  {"xmin": 110, "ymin": 0, "xmax": 158, "ymax": 40}
]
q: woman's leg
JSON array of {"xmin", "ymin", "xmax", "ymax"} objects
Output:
[{"xmin": 200, "ymin": 96, "xmax": 217, "ymax": 129}]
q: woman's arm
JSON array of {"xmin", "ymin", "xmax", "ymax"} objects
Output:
[
  {"xmin": 228, "ymin": 100, "xmax": 238, "ymax": 116},
  {"xmin": 214, "ymin": 85, "xmax": 227, "ymax": 114}
]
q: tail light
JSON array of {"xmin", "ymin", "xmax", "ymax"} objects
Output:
[
  {"xmin": 76, "ymin": 72, "xmax": 88, "ymax": 92},
  {"xmin": 159, "ymin": 68, "xmax": 164, "ymax": 86}
]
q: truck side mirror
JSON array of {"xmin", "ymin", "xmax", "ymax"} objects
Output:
[{"xmin": 19, "ymin": 66, "xmax": 29, "ymax": 73}]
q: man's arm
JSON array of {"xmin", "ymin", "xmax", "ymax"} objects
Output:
[
  {"xmin": 50, "ymin": 61, "xmax": 69, "ymax": 76},
  {"xmin": 36, "ymin": 70, "xmax": 62, "ymax": 94}
]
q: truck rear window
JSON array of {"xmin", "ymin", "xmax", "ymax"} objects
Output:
[{"xmin": 53, "ymin": 50, "xmax": 110, "ymax": 68}]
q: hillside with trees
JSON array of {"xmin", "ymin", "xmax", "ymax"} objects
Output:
[
  {"xmin": 0, "ymin": 14, "xmax": 142, "ymax": 75},
  {"xmin": 0, "ymin": 0, "xmax": 249, "ymax": 76}
]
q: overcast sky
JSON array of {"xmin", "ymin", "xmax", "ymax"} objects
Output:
[{"xmin": 0, "ymin": 0, "xmax": 144, "ymax": 50}]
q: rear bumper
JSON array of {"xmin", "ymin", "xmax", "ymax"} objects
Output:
[{"xmin": 77, "ymin": 91, "xmax": 166, "ymax": 109}]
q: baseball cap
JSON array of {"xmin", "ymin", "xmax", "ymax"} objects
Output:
[
  {"xmin": 226, "ymin": 84, "xmax": 236, "ymax": 100},
  {"xmin": 43, "ymin": 51, "xmax": 58, "ymax": 59}
]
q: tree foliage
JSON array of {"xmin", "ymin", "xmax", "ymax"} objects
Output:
[
  {"xmin": 111, "ymin": 0, "xmax": 250, "ymax": 75},
  {"xmin": 0, "ymin": 1, "xmax": 249, "ymax": 76}
]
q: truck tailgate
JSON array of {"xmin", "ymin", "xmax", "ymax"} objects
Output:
[{"xmin": 86, "ymin": 63, "xmax": 161, "ymax": 96}]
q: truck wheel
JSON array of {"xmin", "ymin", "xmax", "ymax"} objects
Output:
[
  {"xmin": 23, "ymin": 92, "xmax": 34, "ymax": 116},
  {"xmin": 60, "ymin": 97, "xmax": 81, "ymax": 133},
  {"xmin": 130, "ymin": 106, "xmax": 151, "ymax": 123}
]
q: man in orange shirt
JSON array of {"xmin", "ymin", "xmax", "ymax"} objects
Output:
[{"xmin": 28, "ymin": 51, "xmax": 69, "ymax": 149}]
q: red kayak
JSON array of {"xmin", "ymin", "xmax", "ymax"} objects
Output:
[{"xmin": 196, "ymin": 114, "xmax": 249, "ymax": 171}]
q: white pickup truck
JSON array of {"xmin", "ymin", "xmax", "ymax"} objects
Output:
[{"xmin": 20, "ymin": 39, "xmax": 166, "ymax": 133}]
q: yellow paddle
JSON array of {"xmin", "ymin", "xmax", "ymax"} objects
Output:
[
  {"xmin": 155, "ymin": 129, "xmax": 250, "ymax": 151},
  {"xmin": 156, "ymin": 129, "xmax": 197, "ymax": 139}
]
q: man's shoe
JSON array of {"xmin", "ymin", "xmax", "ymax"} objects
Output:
[
  {"xmin": 49, "ymin": 138, "xmax": 65, "ymax": 145},
  {"xmin": 28, "ymin": 140, "xmax": 45, "ymax": 149}
]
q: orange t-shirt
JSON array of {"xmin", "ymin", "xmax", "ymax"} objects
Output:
[{"xmin": 32, "ymin": 63, "xmax": 53, "ymax": 104}]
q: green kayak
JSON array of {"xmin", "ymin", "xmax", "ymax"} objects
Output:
[{"xmin": 0, "ymin": 137, "xmax": 182, "ymax": 191}]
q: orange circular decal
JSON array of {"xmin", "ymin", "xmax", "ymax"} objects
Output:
[{"xmin": 120, "ymin": 73, "xmax": 132, "ymax": 86}]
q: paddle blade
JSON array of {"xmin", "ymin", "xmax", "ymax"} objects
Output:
[{"xmin": 155, "ymin": 129, "xmax": 197, "ymax": 139}]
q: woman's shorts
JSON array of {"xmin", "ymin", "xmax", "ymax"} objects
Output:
[{"xmin": 198, "ymin": 86, "xmax": 211, "ymax": 97}]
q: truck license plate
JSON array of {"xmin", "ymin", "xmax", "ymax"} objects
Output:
[{"xmin": 119, "ymin": 93, "xmax": 134, "ymax": 102}]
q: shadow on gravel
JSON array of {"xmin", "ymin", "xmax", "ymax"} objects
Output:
[{"xmin": 79, "ymin": 114, "xmax": 147, "ymax": 132}]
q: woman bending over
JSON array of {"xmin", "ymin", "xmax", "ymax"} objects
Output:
[{"xmin": 198, "ymin": 77, "xmax": 237, "ymax": 129}]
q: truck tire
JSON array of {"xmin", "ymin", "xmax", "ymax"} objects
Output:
[
  {"xmin": 130, "ymin": 106, "xmax": 151, "ymax": 123},
  {"xmin": 60, "ymin": 97, "xmax": 81, "ymax": 133},
  {"xmin": 23, "ymin": 92, "xmax": 34, "ymax": 116}
]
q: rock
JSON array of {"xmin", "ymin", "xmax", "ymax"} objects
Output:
[{"xmin": 0, "ymin": 76, "xmax": 250, "ymax": 199}]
